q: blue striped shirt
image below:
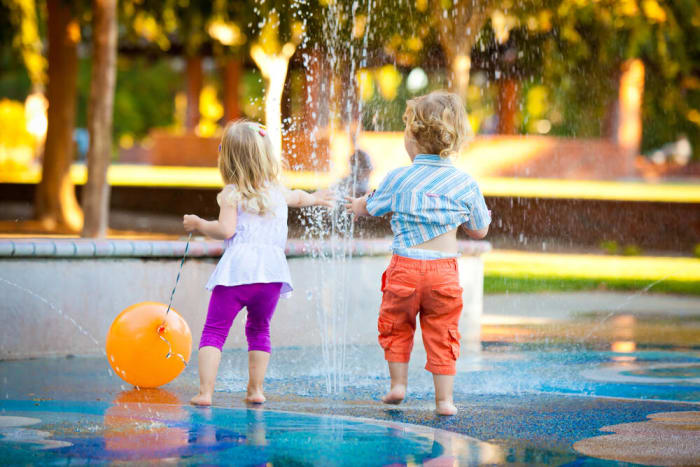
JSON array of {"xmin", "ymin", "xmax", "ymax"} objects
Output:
[{"xmin": 366, "ymin": 154, "xmax": 491, "ymax": 250}]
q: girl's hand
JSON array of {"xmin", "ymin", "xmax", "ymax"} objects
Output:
[
  {"xmin": 311, "ymin": 189, "xmax": 336, "ymax": 208},
  {"xmin": 183, "ymin": 214, "xmax": 202, "ymax": 233},
  {"xmin": 344, "ymin": 195, "xmax": 370, "ymax": 217}
]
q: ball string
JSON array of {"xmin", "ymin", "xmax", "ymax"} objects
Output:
[{"xmin": 159, "ymin": 233, "xmax": 192, "ymax": 366}]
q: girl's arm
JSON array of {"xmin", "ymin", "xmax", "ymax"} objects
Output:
[
  {"xmin": 183, "ymin": 203, "xmax": 238, "ymax": 240},
  {"xmin": 284, "ymin": 188, "xmax": 335, "ymax": 208}
]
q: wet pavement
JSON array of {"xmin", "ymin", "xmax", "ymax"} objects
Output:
[
  {"xmin": 2, "ymin": 343, "xmax": 700, "ymax": 465},
  {"xmin": 1, "ymin": 291, "xmax": 700, "ymax": 465}
]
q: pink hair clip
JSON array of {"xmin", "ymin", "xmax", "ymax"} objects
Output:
[{"xmin": 258, "ymin": 125, "xmax": 266, "ymax": 137}]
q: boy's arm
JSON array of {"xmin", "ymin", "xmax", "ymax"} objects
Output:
[
  {"xmin": 461, "ymin": 223, "xmax": 489, "ymax": 239},
  {"xmin": 348, "ymin": 169, "xmax": 398, "ymax": 217},
  {"xmin": 461, "ymin": 180, "xmax": 491, "ymax": 239},
  {"xmin": 344, "ymin": 194, "xmax": 371, "ymax": 217}
]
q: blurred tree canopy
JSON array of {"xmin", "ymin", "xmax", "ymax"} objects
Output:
[
  {"xmin": 501, "ymin": 0, "xmax": 700, "ymax": 154},
  {"xmin": 1, "ymin": 0, "xmax": 698, "ymax": 157}
]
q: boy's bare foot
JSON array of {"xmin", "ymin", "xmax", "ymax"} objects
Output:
[
  {"xmin": 190, "ymin": 393, "xmax": 212, "ymax": 406},
  {"xmin": 436, "ymin": 400, "xmax": 458, "ymax": 416},
  {"xmin": 381, "ymin": 385, "xmax": 406, "ymax": 405},
  {"xmin": 245, "ymin": 390, "xmax": 266, "ymax": 404}
]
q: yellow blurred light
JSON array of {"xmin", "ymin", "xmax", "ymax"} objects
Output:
[
  {"xmin": 0, "ymin": 98, "xmax": 35, "ymax": 170},
  {"xmin": 282, "ymin": 43, "xmax": 296, "ymax": 58},
  {"xmin": 119, "ymin": 133, "xmax": 135, "ymax": 150},
  {"xmin": 415, "ymin": 0, "xmax": 428, "ymax": 12},
  {"xmin": 356, "ymin": 69, "xmax": 375, "ymax": 101},
  {"xmin": 67, "ymin": 20, "xmax": 80, "ymax": 43},
  {"xmin": 611, "ymin": 341, "xmax": 637, "ymax": 353},
  {"xmin": 642, "ymin": 0, "xmax": 666, "ymax": 22},
  {"xmin": 375, "ymin": 65, "xmax": 402, "ymax": 101},
  {"xmin": 352, "ymin": 14, "xmax": 367, "ymax": 38},
  {"xmin": 618, "ymin": 59, "xmax": 644, "ymax": 150},
  {"xmin": 454, "ymin": 55, "xmax": 471, "ymax": 73},
  {"xmin": 687, "ymin": 109, "xmax": 700, "ymax": 126},
  {"xmin": 291, "ymin": 21, "xmax": 305, "ymax": 44},
  {"xmin": 526, "ymin": 85, "xmax": 548, "ymax": 118},
  {"xmin": 199, "ymin": 85, "xmax": 223, "ymax": 122},
  {"xmin": 406, "ymin": 36, "xmax": 423, "ymax": 52},
  {"xmin": 259, "ymin": 11, "xmax": 282, "ymax": 55},
  {"xmin": 527, "ymin": 16, "xmax": 538, "ymax": 31},
  {"xmin": 133, "ymin": 13, "xmax": 160, "ymax": 42},
  {"xmin": 174, "ymin": 92, "xmax": 187, "ymax": 130},
  {"xmin": 195, "ymin": 120, "xmax": 218, "ymax": 138},
  {"xmin": 24, "ymin": 92, "xmax": 47, "ymax": 142},
  {"xmin": 618, "ymin": 0, "xmax": 639, "ymax": 16},
  {"xmin": 483, "ymin": 249, "xmax": 700, "ymax": 282},
  {"xmin": 207, "ymin": 20, "xmax": 245, "ymax": 46},
  {"xmin": 534, "ymin": 119, "xmax": 551, "ymax": 134},
  {"xmin": 491, "ymin": 10, "xmax": 517, "ymax": 44},
  {"xmin": 538, "ymin": 10, "xmax": 552, "ymax": 31}
]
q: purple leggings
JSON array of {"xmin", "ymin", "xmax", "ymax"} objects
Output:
[{"xmin": 199, "ymin": 283, "xmax": 282, "ymax": 353}]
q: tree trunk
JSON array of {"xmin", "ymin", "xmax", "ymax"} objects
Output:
[
  {"xmin": 448, "ymin": 53, "xmax": 472, "ymax": 103},
  {"xmin": 432, "ymin": 0, "xmax": 493, "ymax": 102},
  {"xmin": 35, "ymin": 0, "xmax": 82, "ymax": 232},
  {"xmin": 615, "ymin": 59, "xmax": 644, "ymax": 154},
  {"xmin": 251, "ymin": 43, "xmax": 296, "ymax": 161},
  {"xmin": 185, "ymin": 55, "xmax": 202, "ymax": 131},
  {"xmin": 222, "ymin": 57, "xmax": 242, "ymax": 123},
  {"xmin": 497, "ymin": 78, "xmax": 518, "ymax": 134},
  {"xmin": 81, "ymin": 0, "xmax": 117, "ymax": 238}
]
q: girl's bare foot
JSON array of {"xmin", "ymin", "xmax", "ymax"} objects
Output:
[
  {"xmin": 381, "ymin": 384, "xmax": 406, "ymax": 404},
  {"xmin": 436, "ymin": 400, "xmax": 458, "ymax": 416},
  {"xmin": 245, "ymin": 389, "xmax": 266, "ymax": 404},
  {"xmin": 190, "ymin": 393, "xmax": 212, "ymax": 406}
]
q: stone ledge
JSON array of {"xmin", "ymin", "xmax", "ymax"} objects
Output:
[{"xmin": 0, "ymin": 238, "xmax": 491, "ymax": 258}]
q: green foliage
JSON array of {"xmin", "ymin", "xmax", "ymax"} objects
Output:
[
  {"xmin": 75, "ymin": 56, "xmax": 182, "ymax": 140},
  {"xmin": 516, "ymin": 0, "xmax": 700, "ymax": 155},
  {"xmin": 600, "ymin": 240, "xmax": 619, "ymax": 255},
  {"xmin": 621, "ymin": 245, "xmax": 642, "ymax": 256},
  {"xmin": 484, "ymin": 275, "xmax": 700, "ymax": 296},
  {"xmin": 113, "ymin": 57, "xmax": 182, "ymax": 140},
  {"xmin": 0, "ymin": 47, "xmax": 32, "ymax": 100}
]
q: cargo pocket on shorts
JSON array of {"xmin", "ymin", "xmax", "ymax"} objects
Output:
[
  {"xmin": 430, "ymin": 283, "xmax": 463, "ymax": 313},
  {"xmin": 431, "ymin": 284, "xmax": 463, "ymax": 300},
  {"xmin": 448, "ymin": 328, "xmax": 461, "ymax": 360},
  {"xmin": 384, "ymin": 283, "xmax": 416, "ymax": 298},
  {"xmin": 377, "ymin": 316, "xmax": 394, "ymax": 350}
]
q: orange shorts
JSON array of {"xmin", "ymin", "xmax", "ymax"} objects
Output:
[{"xmin": 377, "ymin": 254, "xmax": 463, "ymax": 375}]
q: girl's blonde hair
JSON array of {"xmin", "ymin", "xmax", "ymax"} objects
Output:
[
  {"xmin": 217, "ymin": 120, "xmax": 281, "ymax": 215},
  {"xmin": 403, "ymin": 91, "xmax": 471, "ymax": 158}
]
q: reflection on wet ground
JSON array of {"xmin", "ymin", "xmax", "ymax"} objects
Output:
[{"xmin": 1, "ymin": 294, "xmax": 700, "ymax": 465}]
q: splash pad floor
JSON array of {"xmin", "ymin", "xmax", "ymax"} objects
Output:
[
  {"xmin": 2, "ymin": 291, "xmax": 700, "ymax": 465},
  {"xmin": 2, "ymin": 341, "xmax": 699, "ymax": 465}
]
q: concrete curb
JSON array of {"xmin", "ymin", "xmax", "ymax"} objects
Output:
[{"xmin": 0, "ymin": 238, "xmax": 491, "ymax": 258}]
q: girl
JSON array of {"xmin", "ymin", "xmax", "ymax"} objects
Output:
[
  {"xmin": 345, "ymin": 91, "xmax": 490, "ymax": 415},
  {"xmin": 184, "ymin": 120, "xmax": 334, "ymax": 406}
]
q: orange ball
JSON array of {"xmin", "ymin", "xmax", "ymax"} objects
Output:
[{"xmin": 106, "ymin": 302, "xmax": 192, "ymax": 388}]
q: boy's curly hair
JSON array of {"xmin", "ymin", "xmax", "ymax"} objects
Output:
[{"xmin": 403, "ymin": 91, "xmax": 471, "ymax": 159}]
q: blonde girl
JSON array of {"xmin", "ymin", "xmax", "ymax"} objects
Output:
[{"xmin": 184, "ymin": 120, "xmax": 334, "ymax": 406}]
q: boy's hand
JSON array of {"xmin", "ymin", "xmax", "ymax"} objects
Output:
[
  {"xmin": 183, "ymin": 214, "xmax": 202, "ymax": 232},
  {"xmin": 344, "ymin": 196, "xmax": 370, "ymax": 217},
  {"xmin": 311, "ymin": 189, "xmax": 336, "ymax": 208}
]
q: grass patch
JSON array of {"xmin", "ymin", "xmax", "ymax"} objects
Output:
[{"xmin": 484, "ymin": 275, "xmax": 700, "ymax": 295}]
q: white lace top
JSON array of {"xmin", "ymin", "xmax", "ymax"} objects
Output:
[{"xmin": 205, "ymin": 184, "xmax": 292, "ymax": 297}]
